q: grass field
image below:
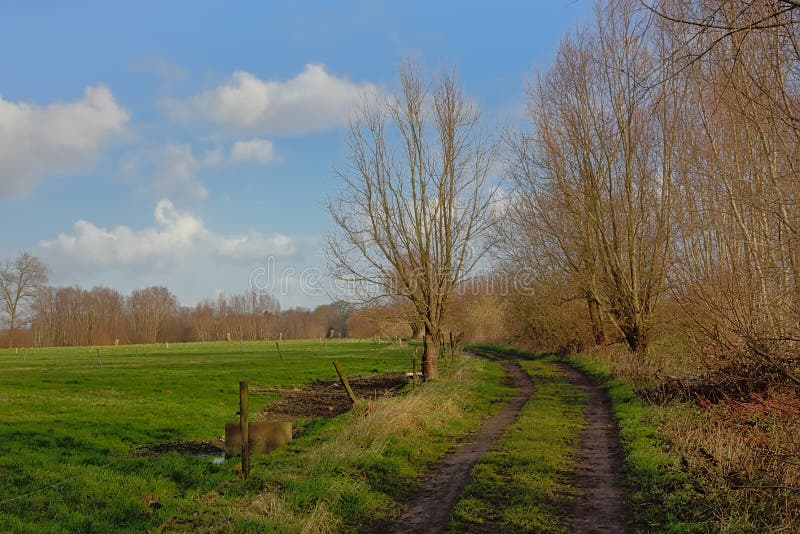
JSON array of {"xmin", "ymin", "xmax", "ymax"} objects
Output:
[
  {"xmin": 0, "ymin": 340, "xmax": 416, "ymax": 532},
  {"xmin": 0, "ymin": 340, "xmax": 512, "ymax": 532}
]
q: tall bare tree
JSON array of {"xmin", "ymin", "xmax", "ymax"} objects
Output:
[
  {"xmin": 328, "ymin": 61, "xmax": 495, "ymax": 379},
  {"xmin": 127, "ymin": 286, "xmax": 178, "ymax": 344},
  {"xmin": 506, "ymin": 0, "xmax": 686, "ymax": 353},
  {"xmin": 0, "ymin": 252, "xmax": 48, "ymax": 348},
  {"xmin": 650, "ymin": 0, "xmax": 800, "ymax": 383}
]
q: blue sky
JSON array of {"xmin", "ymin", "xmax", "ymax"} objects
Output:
[{"xmin": 0, "ymin": 1, "xmax": 592, "ymax": 309}]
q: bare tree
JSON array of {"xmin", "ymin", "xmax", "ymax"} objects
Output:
[
  {"xmin": 506, "ymin": 0, "xmax": 686, "ymax": 353},
  {"xmin": 127, "ymin": 286, "xmax": 178, "ymax": 344},
  {"xmin": 328, "ymin": 61, "xmax": 495, "ymax": 379},
  {"xmin": 0, "ymin": 252, "xmax": 48, "ymax": 348},
  {"xmin": 651, "ymin": 0, "xmax": 800, "ymax": 383}
]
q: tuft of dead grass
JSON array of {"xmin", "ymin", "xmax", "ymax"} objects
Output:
[
  {"xmin": 192, "ymin": 354, "xmax": 510, "ymax": 532},
  {"xmin": 660, "ymin": 391, "xmax": 800, "ymax": 531}
]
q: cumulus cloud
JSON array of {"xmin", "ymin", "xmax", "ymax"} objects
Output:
[
  {"xmin": 39, "ymin": 199, "xmax": 296, "ymax": 271},
  {"xmin": 164, "ymin": 64, "xmax": 379, "ymax": 134},
  {"xmin": 124, "ymin": 140, "xmax": 276, "ymax": 200},
  {"xmin": 0, "ymin": 85, "xmax": 129, "ymax": 196},
  {"xmin": 231, "ymin": 139, "xmax": 276, "ymax": 163},
  {"xmin": 123, "ymin": 144, "xmax": 218, "ymax": 200}
]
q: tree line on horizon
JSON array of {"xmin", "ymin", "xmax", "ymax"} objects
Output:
[
  {"xmin": 0, "ymin": 255, "xmax": 397, "ymax": 348},
  {"xmin": 0, "ymin": 249, "xmax": 509, "ymax": 350}
]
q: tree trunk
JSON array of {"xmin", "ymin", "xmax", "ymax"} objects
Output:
[
  {"xmin": 587, "ymin": 296, "xmax": 605, "ymax": 346},
  {"xmin": 410, "ymin": 321, "xmax": 423, "ymax": 340},
  {"xmin": 422, "ymin": 330, "xmax": 439, "ymax": 380},
  {"xmin": 7, "ymin": 309, "xmax": 15, "ymax": 349},
  {"xmin": 622, "ymin": 323, "xmax": 647, "ymax": 354}
]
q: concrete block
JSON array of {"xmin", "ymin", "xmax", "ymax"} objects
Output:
[{"xmin": 225, "ymin": 421, "xmax": 292, "ymax": 457}]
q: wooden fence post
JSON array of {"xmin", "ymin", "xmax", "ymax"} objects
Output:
[
  {"xmin": 96, "ymin": 348, "xmax": 102, "ymax": 368},
  {"xmin": 275, "ymin": 341, "xmax": 283, "ymax": 359},
  {"xmin": 412, "ymin": 348, "xmax": 418, "ymax": 390},
  {"xmin": 332, "ymin": 361, "xmax": 357, "ymax": 403},
  {"xmin": 239, "ymin": 381, "xmax": 250, "ymax": 479}
]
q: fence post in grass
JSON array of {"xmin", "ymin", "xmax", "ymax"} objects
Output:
[
  {"xmin": 275, "ymin": 341, "xmax": 283, "ymax": 359},
  {"xmin": 412, "ymin": 348, "xmax": 418, "ymax": 390},
  {"xmin": 332, "ymin": 360, "xmax": 357, "ymax": 404},
  {"xmin": 96, "ymin": 348, "xmax": 102, "ymax": 368},
  {"xmin": 239, "ymin": 381, "xmax": 250, "ymax": 479},
  {"xmin": 449, "ymin": 332, "xmax": 455, "ymax": 360}
]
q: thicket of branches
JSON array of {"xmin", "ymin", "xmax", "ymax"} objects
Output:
[{"xmin": 497, "ymin": 0, "xmax": 799, "ymax": 384}]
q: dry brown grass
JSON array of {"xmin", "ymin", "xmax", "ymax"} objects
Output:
[
  {"xmin": 581, "ymin": 335, "xmax": 800, "ymax": 530},
  {"xmin": 218, "ymin": 354, "xmax": 500, "ymax": 533},
  {"xmin": 306, "ymin": 383, "xmax": 465, "ymax": 474},
  {"xmin": 660, "ymin": 388, "xmax": 800, "ymax": 531}
]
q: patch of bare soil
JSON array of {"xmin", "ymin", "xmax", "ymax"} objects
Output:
[
  {"xmin": 259, "ymin": 373, "xmax": 409, "ymax": 420},
  {"xmin": 384, "ymin": 360, "xmax": 534, "ymax": 534},
  {"xmin": 130, "ymin": 439, "xmax": 224, "ymax": 457},
  {"xmin": 554, "ymin": 362, "xmax": 631, "ymax": 534}
]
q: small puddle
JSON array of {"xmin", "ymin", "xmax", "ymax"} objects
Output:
[{"xmin": 192, "ymin": 452, "xmax": 226, "ymax": 464}]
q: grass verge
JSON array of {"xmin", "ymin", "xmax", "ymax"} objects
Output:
[
  {"xmin": 450, "ymin": 357, "xmax": 585, "ymax": 533},
  {"xmin": 153, "ymin": 353, "xmax": 514, "ymax": 532}
]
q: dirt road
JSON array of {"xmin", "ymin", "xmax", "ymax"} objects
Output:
[
  {"xmin": 385, "ymin": 357, "xmax": 630, "ymax": 533},
  {"xmin": 555, "ymin": 362, "xmax": 631, "ymax": 533},
  {"xmin": 386, "ymin": 359, "xmax": 534, "ymax": 533}
]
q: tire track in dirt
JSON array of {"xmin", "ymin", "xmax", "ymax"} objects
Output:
[
  {"xmin": 385, "ymin": 359, "xmax": 534, "ymax": 534},
  {"xmin": 554, "ymin": 362, "xmax": 631, "ymax": 533}
]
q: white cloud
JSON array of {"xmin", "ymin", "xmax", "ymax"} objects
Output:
[
  {"xmin": 231, "ymin": 139, "xmax": 276, "ymax": 163},
  {"xmin": 131, "ymin": 144, "xmax": 217, "ymax": 200},
  {"xmin": 0, "ymin": 85, "xmax": 130, "ymax": 196},
  {"xmin": 164, "ymin": 64, "xmax": 379, "ymax": 134},
  {"xmin": 124, "ymin": 140, "xmax": 276, "ymax": 200},
  {"xmin": 39, "ymin": 199, "xmax": 296, "ymax": 271}
]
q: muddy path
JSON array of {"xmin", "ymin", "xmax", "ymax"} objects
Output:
[
  {"xmin": 554, "ymin": 362, "xmax": 631, "ymax": 533},
  {"xmin": 386, "ymin": 359, "xmax": 534, "ymax": 534}
]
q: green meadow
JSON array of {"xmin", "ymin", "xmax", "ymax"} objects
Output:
[{"xmin": 0, "ymin": 340, "xmax": 419, "ymax": 532}]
